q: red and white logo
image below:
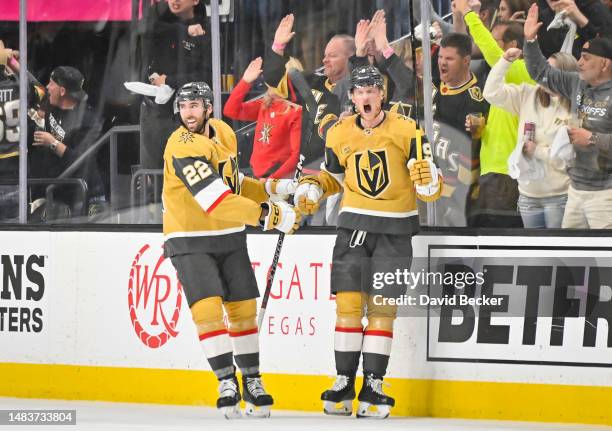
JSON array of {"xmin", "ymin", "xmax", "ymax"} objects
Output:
[{"xmin": 128, "ymin": 244, "xmax": 183, "ymax": 348}]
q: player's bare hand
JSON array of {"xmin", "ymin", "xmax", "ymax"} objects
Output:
[
  {"xmin": 273, "ymin": 14, "xmax": 295, "ymax": 49},
  {"xmin": 503, "ymin": 47, "xmax": 522, "ymax": 62},
  {"xmin": 242, "ymin": 57, "xmax": 263, "ymax": 84},
  {"xmin": 188, "ymin": 24, "xmax": 205, "ymax": 37},
  {"xmin": 524, "ymin": 4, "xmax": 543, "ymax": 40}
]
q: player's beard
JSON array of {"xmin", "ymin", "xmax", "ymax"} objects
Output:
[
  {"xmin": 183, "ymin": 111, "xmax": 208, "ymax": 134},
  {"xmin": 197, "ymin": 111, "xmax": 210, "ymax": 134}
]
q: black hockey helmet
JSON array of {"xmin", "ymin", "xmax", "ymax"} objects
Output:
[
  {"xmin": 174, "ymin": 81, "xmax": 213, "ymax": 114},
  {"xmin": 349, "ymin": 65, "xmax": 384, "ymax": 92}
]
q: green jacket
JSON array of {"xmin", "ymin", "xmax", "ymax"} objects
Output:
[{"xmin": 464, "ymin": 11, "xmax": 535, "ymax": 176}]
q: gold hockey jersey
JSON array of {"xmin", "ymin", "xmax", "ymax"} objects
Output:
[
  {"xmin": 162, "ymin": 119, "xmax": 268, "ymax": 256},
  {"xmin": 317, "ymin": 112, "xmax": 442, "ymax": 234}
]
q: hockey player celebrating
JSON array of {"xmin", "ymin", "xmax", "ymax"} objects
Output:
[
  {"xmin": 163, "ymin": 82, "xmax": 300, "ymax": 418},
  {"xmin": 293, "ymin": 66, "xmax": 443, "ymax": 419}
]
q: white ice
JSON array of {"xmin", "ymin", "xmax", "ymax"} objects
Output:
[{"xmin": 1, "ymin": 397, "xmax": 611, "ymax": 431}]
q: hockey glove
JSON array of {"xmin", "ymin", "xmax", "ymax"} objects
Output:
[
  {"xmin": 265, "ymin": 178, "xmax": 298, "ymax": 202},
  {"xmin": 293, "ymin": 176, "xmax": 323, "ymax": 215},
  {"xmin": 408, "ymin": 158, "xmax": 441, "ymax": 197},
  {"xmin": 260, "ymin": 201, "xmax": 301, "ymax": 234}
]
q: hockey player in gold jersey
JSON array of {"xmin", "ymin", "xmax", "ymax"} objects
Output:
[
  {"xmin": 294, "ymin": 66, "xmax": 442, "ymax": 419},
  {"xmin": 163, "ymin": 82, "xmax": 300, "ymax": 419}
]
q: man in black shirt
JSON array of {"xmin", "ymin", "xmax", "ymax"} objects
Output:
[
  {"xmin": 29, "ymin": 66, "xmax": 103, "ymax": 219},
  {"xmin": 264, "ymin": 14, "xmax": 354, "ymax": 167},
  {"xmin": 139, "ymin": 0, "xmax": 212, "ymax": 170},
  {"xmin": 432, "ymin": 33, "xmax": 490, "ymax": 226}
]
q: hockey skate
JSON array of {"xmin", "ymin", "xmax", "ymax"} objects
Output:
[
  {"xmin": 321, "ymin": 375, "xmax": 355, "ymax": 416},
  {"xmin": 242, "ymin": 374, "xmax": 273, "ymax": 418},
  {"xmin": 356, "ymin": 373, "xmax": 395, "ymax": 419},
  {"xmin": 217, "ymin": 375, "xmax": 242, "ymax": 419}
]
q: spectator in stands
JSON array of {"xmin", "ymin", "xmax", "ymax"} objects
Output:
[
  {"xmin": 536, "ymin": 0, "xmax": 612, "ymax": 58},
  {"xmin": 484, "ymin": 48, "xmax": 577, "ymax": 227},
  {"xmin": 223, "ymin": 57, "xmax": 302, "ymax": 179},
  {"xmin": 454, "ymin": 0, "xmax": 508, "ymax": 65},
  {"xmin": 454, "ymin": 0, "xmax": 499, "ymax": 35},
  {"xmin": 264, "ymin": 13, "xmax": 354, "ymax": 167},
  {"xmin": 139, "ymin": 0, "xmax": 211, "ymax": 170},
  {"xmin": 498, "ymin": 0, "xmax": 532, "ymax": 20},
  {"xmin": 29, "ymin": 66, "xmax": 104, "ymax": 220},
  {"xmin": 0, "ymin": 43, "xmax": 45, "ymax": 222},
  {"xmin": 393, "ymin": 38, "xmax": 424, "ymax": 105},
  {"xmin": 432, "ymin": 33, "xmax": 490, "ymax": 226},
  {"xmin": 350, "ymin": 10, "xmax": 431, "ymax": 114},
  {"xmin": 493, "ymin": 20, "xmax": 527, "ymax": 51},
  {"xmin": 472, "ymin": 20, "xmax": 526, "ymax": 83},
  {"xmin": 524, "ymin": 4, "xmax": 612, "ymax": 228},
  {"xmin": 455, "ymin": 0, "xmax": 534, "ymax": 227}
]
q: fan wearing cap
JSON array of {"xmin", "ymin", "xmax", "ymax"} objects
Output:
[
  {"xmin": 292, "ymin": 66, "xmax": 442, "ymax": 418},
  {"xmin": 29, "ymin": 65, "xmax": 104, "ymax": 214},
  {"xmin": 524, "ymin": 4, "xmax": 612, "ymax": 228},
  {"xmin": 32, "ymin": 66, "xmax": 88, "ymax": 156},
  {"xmin": 162, "ymin": 81, "xmax": 301, "ymax": 418}
]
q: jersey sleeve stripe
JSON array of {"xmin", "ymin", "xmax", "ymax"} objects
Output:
[
  {"xmin": 193, "ymin": 178, "xmax": 232, "ymax": 212},
  {"xmin": 207, "ymin": 189, "xmax": 233, "ymax": 213}
]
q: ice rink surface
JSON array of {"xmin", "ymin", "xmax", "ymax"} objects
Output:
[{"xmin": 1, "ymin": 397, "xmax": 612, "ymax": 431}]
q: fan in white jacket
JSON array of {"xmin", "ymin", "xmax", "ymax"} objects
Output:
[{"xmin": 483, "ymin": 47, "xmax": 576, "ymax": 228}]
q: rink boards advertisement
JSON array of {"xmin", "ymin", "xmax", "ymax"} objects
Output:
[{"xmin": 1, "ymin": 230, "xmax": 612, "ymax": 424}]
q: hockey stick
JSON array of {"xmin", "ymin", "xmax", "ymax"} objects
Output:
[
  {"xmin": 257, "ymin": 154, "xmax": 304, "ymax": 332},
  {"xmin": 408, "ymin": 0, "xmax": 421, "ymax": 129},
  {"xmin": 257, "ymin": 68, "xmax": 316, "ymax": 332}
]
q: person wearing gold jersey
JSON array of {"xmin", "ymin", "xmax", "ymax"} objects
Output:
[
  {"xmin": 294, "ymin": 66, "xmax": 443, "ymax": 419},
  {"xmin": 163, "ymin": 82, "xmax": 300, "ymax": 419}
]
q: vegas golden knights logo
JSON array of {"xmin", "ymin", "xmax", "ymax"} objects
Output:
[
  {"xmin": 218, "ymin": 156, "xmax": 241, "ymax": 194},
  {"xmin": 468, "ymin": 86, "xmax": 484, "ymax": 102},
  {"xmin": 355, "ymin": 149, "xmax": 390, "ymax": 198}
]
